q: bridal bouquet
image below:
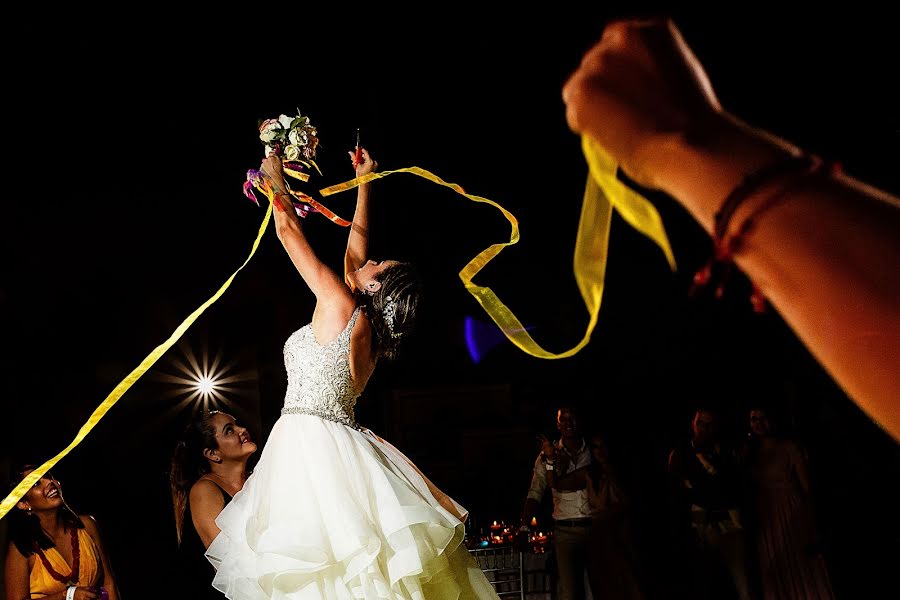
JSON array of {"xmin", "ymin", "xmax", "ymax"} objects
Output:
[
  {"xmin": 242, "ymin": 110, "xmax": 322, "ymax": 217},
  {"xmin": 258, "ymin": 112, "xmax": 320, "ymax": 166}
]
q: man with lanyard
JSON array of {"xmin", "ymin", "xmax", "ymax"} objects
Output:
[
  {"xmin": 519, "ymin": 405, "xmax": 599, "ymax": 600},
  {"xmin": 667, "ymin": 407, "xmax": 754, "ymax": 600}
]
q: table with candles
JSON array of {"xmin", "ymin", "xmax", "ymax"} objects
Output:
[{"xmin": 466, "ymin": 517, "xmax": 555, "ymax": 598}]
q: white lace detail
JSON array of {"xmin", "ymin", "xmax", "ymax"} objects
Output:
[{"xmin": 281, "ymin": 306, "xmax": 361, "ymax": 428}]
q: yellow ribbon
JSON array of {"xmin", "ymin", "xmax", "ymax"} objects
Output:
[
  {"xmin": 1, "ymin": 134, "xmax": 674, "ymax": 518},
  {"xmin": 581, "ymin": 135, "xmax": 676, "ymax": 270},
  {"xmin": 320, "ymin": 135, "xmax": 675, "ymax": 358},
  {"xmin": 0, "ymin": 204, "xmax": 273, "ymax": 520}
]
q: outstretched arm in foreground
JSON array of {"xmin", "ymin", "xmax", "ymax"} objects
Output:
[{"xmin": 563, "ymin": 18, "xmax": 900, "ymax": 440}]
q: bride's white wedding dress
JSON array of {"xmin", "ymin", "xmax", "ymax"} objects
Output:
[{"xmin": 207, "ymin": 307, "xmax": 498, "ymax": 599}]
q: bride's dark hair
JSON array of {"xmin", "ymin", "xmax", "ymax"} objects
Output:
[{"xmin": 356, "ymin": 262, "xmax": 422, "ymax": 360}]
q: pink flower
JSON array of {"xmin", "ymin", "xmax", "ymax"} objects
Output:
[{"xmin": 243, "ymin": 169, "xmax": 264, "ymax": 205}]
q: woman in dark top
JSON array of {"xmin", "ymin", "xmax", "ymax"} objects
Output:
[{"xmin": 169, "ymin": 411, "xmax": 257, "ymax": 597}]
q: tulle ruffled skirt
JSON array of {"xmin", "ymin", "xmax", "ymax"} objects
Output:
[{"xmin": 206, "ymin": 414, "xmax": 498, "ymax": 599}]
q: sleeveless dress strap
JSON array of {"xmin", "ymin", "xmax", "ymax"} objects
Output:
[
  {"xmin": 197, "ymin": 474, "xmax": 234, "ymax": 501},
  {"xmin": 341, "ymin": 306, "xmax": 362, "ymax": 341}
]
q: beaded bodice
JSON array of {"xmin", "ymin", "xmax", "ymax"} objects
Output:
[{"xmin": 281, "ymin": 307, "xmax": 361, "ymax": 428}]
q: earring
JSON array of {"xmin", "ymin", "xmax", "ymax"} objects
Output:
[{"xmin": 26, "ymin": 507, "xmax": 33, "ymax": 516}]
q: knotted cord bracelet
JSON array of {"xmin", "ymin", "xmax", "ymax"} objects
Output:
[{"xmin": 690, "ymin": 153, "xmax": 838, "ymax": 311}]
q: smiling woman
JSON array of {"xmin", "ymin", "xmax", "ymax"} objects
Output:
[
  {"xmin": 168, "ymin": 410, "xmax": 258, "ymax": 599},
  {"xmin": 3, "ymin": 466, "xmax": 120, "ymax": 600}
]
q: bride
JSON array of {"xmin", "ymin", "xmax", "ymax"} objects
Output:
[{"xmin": 206, "ymin": 148, "xmax": 499, "ymax": 599}]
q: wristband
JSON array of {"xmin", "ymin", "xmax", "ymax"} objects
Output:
[{"xmin": 66, "ymin": 587, "xmax": 77, "ymax": 600}]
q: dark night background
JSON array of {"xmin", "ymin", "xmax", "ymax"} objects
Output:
[{"xmin": 2, "ymin": 6, "xmax": 899, "ymax": 599}]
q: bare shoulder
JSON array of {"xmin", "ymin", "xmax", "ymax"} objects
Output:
[
  {"xmin": 6, "ymin": 540, "xmax": 27, "ymax": 561},
  {"xmin": 312, "ymin": 295, "xmax": 359, "ymax": 344},
  {"xmin": 189, "ymin": 478, "xmax": 226, "ymax": 505},
  {"xmin": 79, "ymin": 514, "xmax": 102, "ymax": 539}
]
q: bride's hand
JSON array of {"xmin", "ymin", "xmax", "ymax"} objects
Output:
[
  {"xmin": 349, "ymin": 147, "xmax": 378, "ymax": 177},
  {"xmin": 261, "ymin": 154, "xmax": 289, "ymax": 187},
  {"xmin": 260, "ymin": 155, "xmax": 293, "ymax": 213}
]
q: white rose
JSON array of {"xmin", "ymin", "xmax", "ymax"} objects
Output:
[
  {"xmin": 278, "ymin": 114, "xmax": 294, "ymax": 128},
  {"xmin": 284, "ymin": 145, "xmax": 302, "ymax": 162},
  {"xmin": 259, "ymin": 119, "xmax": 281, "ymax": 144},
  {"xmin": 288, "ymin": 128, "xmax": 305, "ymax": 146},
  {"xmin": 260, "ymin": 130, "xmax": 280, "ymax": 144}
]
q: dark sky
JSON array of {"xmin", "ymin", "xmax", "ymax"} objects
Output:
[{"xmin": 2, "ymin": 7, "xmax": 899, "ymax": 598}]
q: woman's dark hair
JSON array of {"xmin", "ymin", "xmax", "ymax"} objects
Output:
[
  {"xmin": 586, "ymin": 434, "xmax": 611, "ymax": 493},
  {"xmin": 6, "ymin": 465, "xmax": 84, "ymax": 557},
  {"xmin": 357, "ymin": 262, "xmax": 422, "ymax": 361},
  {"xmin": 169, "ymin": 410, "xmax": 220, "ymax": 545}
]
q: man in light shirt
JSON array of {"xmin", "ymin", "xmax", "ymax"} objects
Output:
[{"xmin": 519, "ymin": 405, "xmax": 599, "ymax": 600}]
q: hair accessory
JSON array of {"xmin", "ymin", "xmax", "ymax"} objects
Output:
[{"xmin": 383, "ymin": 297, "xmax": 402, "ymax": 339}]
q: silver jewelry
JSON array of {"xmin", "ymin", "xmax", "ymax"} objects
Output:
[{"xmin": 383, "ymin": 296, "xmax": 402, "ymax": 339}]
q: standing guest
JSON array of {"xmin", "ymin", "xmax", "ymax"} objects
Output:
[
  {"xmin": 746, "ymin": 406, "xmax": 834, "ymax": 599},
  {"xmin": 519, "ymin": 405, "xmax": 599, "ymax": 600},
  {"xmin": 668, "ymin": 408, "xmax": 754, "ymax": 600},
  {"xmin": 583, "ymin": 433, "xmax": 645, "ymax": 600}
]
